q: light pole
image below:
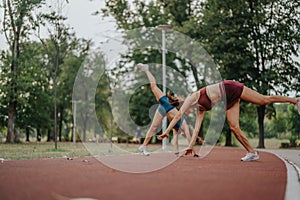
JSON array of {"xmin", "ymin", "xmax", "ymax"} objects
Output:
[
  {"xmin": 107, "ymin": 96, "xmax": 113, "ymax": 151},
  {"xmin": 72, "ymin": 100, "xmax": 77, "ymax": 144},
  {"xmin": 155, "ymin": 25, "xmax": 172, "ymax": 150}
]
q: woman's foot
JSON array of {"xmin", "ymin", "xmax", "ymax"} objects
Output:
[
  {"xmin": 138, "ymin": 145, "xmax": 150, "ymax": 156},
  {"xmin": 241, "ymin": 151, "xmax": 259, "ymax": 161},
  {"xmin": 137, "ymin": 63, "xmax": 149, "ymax": 71}
]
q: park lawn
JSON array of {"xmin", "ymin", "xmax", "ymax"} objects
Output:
[
  {"xmin": 0, "ymin": 138, "xmax": 298, "ymax": 160},
  {"xmin": 0, "ymin": 142, "xmax": 157, "ymax": 160},
  {"xmin": 235, "ymin": 138, "xmax": 298, "ymax": 149},
  {"xmin": 0, "ymin": 142, "xmax": 91, "ymax": 160}
]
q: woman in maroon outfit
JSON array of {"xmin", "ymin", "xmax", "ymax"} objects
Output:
[{"xmin": 158, "ymin": 80, "xmax": 300, "ymax": 161}]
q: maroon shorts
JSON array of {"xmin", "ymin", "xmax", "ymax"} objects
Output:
[{"xmin": 220, "ymin": 80, "xmax": 244, "ymax": 110}]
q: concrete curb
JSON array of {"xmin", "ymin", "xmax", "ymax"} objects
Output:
[{"xmin": 261, "ymin": 149, "xmax": 300, "ymax": 200}]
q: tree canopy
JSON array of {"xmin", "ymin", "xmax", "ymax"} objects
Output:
[{"xmin": 0, "ymin": 0, "xmax": 299, "ymax": 146}]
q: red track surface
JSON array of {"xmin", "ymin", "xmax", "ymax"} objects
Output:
[{"xmin": 0, "ymin": 147, "xmax": 286, "ymax": 200}]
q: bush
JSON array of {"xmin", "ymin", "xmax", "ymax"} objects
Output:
[{"xmin": 289, "ymin": 136, "xmax": 297, "ymax": 147}]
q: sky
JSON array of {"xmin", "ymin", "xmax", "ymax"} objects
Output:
[
  {"xmin": 62, "ymin": 0, "xmax": 117, "ymax": 46},
  {"xmin": 1, "ymin": 1, "xmax": 298, "ymax": 71},
  {"xmin": 0, "ymin": 0, "xmax": 117, "ymax": 50}
]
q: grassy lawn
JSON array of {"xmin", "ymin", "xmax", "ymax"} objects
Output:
[
  {"xmin": 235, "ymin": 138, "xmax": 299, "ymax": 149},
  {"xmin": 0, "ymin": 142, "xmax": 161, "ymax": 160},
  {"xmin": 0, "ymin": 142, "xmax": 91, "ymax": 160},
  {"xmin": 0, "ymin": 138, "xmax": 298, "ymax": 160}
]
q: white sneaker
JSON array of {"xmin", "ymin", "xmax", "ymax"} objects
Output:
[
  {"xmin": 137, "ymin": 63, "xmax": 149, "ymax": 71},
  {"xmin": 241, "ymin": 151, "xmax": 259, "ymax": 161},
  {"xmin": 138, "ymin": 145, "xmax": 150, "ymax": 156},
  {"xmin": 295, "ymin": 97, "xmax": 300, "ymax": 115}
]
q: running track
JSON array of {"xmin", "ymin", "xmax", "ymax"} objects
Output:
[{"xmin": 0, "ymin": 147, "xmax": 287, "ymax": 200}]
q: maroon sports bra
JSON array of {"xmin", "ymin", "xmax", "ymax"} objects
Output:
[{"xmin": 198, "ymin": 87, "xmax": 212, "ymax": 111}]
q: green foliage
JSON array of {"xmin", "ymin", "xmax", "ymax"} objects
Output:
[
  {"xmin": 102, "ymin": 0, "xmax": 169, "ymax": 29},
  {"xmin": 1, "ymin": 0, "xmax": 299, "ymax": 144},
  {"xmin": 265, "ymin": 104, "xmax": 300, "ymax": 139},
  {"xmin": 129, "ymin": 84, "xmax": 157, "ymax": 126},
  {"xmin": 1, "ymin": 0, "xmax": 47, "ymax": 142},
  {"xmin": 268, "ymin": 111, "xmax": 287, "ymax": 137},
  {"xmin": 101, "ymin": 0, "xmax": 300, "ymax": 147},
  {"xmin": 16, "ymin": 41, "xmax": 52, "ymax": 129},
  {"xmin": 0, "ymin": 0, "xmax": 99, "ymax": 143},
  {"xmin": 287, "ymin": 104, "xmax": 300, "ymax": 138},
  {"xmin": 95, "ymin": 72, "xmax": 112, "ymax": 137},
  {"xmin": 193, "ymin": 0, "xmax": 254, "ymax": 82},
  {"xmin": 57, "ymin": 38, "xmax": 92, "ymax": 139}
]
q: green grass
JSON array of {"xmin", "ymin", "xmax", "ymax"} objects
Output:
[
  {"xmin": 0, "ymin": 138, "xmax": 298, "ymax": 160},
  {"xmin": 0, "ymin": 142, "xmax": 162, "ymax": 160},
  {"xmin": 0, "ymin": 142, "xmax": 91, "ymax": 160},
  {"xmin": 235, "ymin": 138, "xmax": 299, "ymax": 149}
]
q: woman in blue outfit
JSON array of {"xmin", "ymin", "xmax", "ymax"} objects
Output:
[{"xmin": 137, "ymin": 63, "xmax": 201, "ymax": 156}]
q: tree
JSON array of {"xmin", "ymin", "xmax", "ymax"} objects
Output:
[
  {"xmin": 101, "ymin": 0, "xmax": 209, "ymax": 140},
  {"xmin": 57, "ymin": 39, "xmax": 91, "ymax": 141},
  {"xmin": 2, "ymin": 0, "xmax": 45, "ymax": 142},
  {"xmin": 35, "ymin": 0, "xmax": 74, "ymax": 147},
  {"xmin": 287, "ymin": 105, "xmax": 300, "ymax": 139},
  {"xmin": 189, "ymin": 0, "xmax": 300, "ymax": 148},
  {"xmin": 102, "ymin": 0, "xmax": 299, "ymax": 148},
  {"xmin": 15, "ymin": 41, "xmax": 52, "ymax": 141},
  {"xmin": 247, "ymin": 0, "xmax": 300, "ymax": 148}
]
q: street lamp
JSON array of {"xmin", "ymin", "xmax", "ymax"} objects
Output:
[
  {"xmin": 107, "ymin": 95, "xmax": 113, "ymax": 152},
  {"xmin": 72, "ymin": 100, "xmax": 77, "ymax": 144},
  {"xmin": 155, "ymin": 25, "xmax": 172, "ymax": 150}
]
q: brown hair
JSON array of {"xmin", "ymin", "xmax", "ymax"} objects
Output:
[{"xmin": 167, "ymin": 92, "xmax": 181, "ymax": 107}]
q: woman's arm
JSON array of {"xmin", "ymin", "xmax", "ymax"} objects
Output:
[
  {"xmin": 188, "ymin": 110, "xmax": 204, "ymax": 149},
  {"xmin": 183, "ymin": 110, "xmax": 204, "ymax": 156},
  {"xmin": 157, "ymin": 110, "xmax": 183, "ymax": 140},
  {"xmin": 157, "ymin": 93, "xmax": 198, "ymax": 139}
]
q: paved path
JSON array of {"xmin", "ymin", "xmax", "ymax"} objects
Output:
[
  {"xmin": 263, "ymin": 149, "xmax": 300, "ymax": 166},
  {"xmin": 262, "ymin": 149, "xmax": 300, "ymax": 200},
  {"xmin": 0, "ymin": 147, "xmax": 288, "ymax": 200}
]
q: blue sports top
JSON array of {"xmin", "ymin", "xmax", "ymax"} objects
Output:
[{"xmin": 157, "ymin": 96, "xmax": 184, "ymax": 130}]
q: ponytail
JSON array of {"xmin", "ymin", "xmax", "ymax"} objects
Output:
[{"xmin": 167, "ymin": 92, "xmax": 180, "ymax": 107}]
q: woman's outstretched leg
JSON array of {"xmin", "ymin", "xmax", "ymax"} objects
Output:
[
  {"xmin": 137, "ymin": 63, "xmax": 164, "ymax": 101},
  {"xmin": 241, "ymin": 86, "xmax": 298, "ymax": 105}
]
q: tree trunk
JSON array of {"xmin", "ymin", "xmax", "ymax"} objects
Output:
[
  {"xmin": 225, "ymin": 129, "xmax": 232, "ymax": 146},
  {"xmin": 14, "ymin": 129, "xmax": 20, "ymax": 143},
  {"xmin": 58, "ymin": 106, "xmax": 64, "ymax": 142},
  {"xmin": 6, "ymin": 101, "xmax": 16, "ymax": 143},
  {"xmin": 26, "ymin": 127, "xmax": 30, "ymax": 142},
  {"xmin": 6, "ymin": 35, "xmax": 19, "ymax": 143},
  {"xmin": 257, "ymin": 105, "xmax": 265, "ymax": 148},
  {"xmin": 47, "ymin": 129, "xmax": 52, "ymax": 142},
  {"xmin": 53, "ymin": 70, "xmax": 57, "ymax": 148},
  {"xmin": 37, "ymin": 128, "xmax": 41, "ymax": 142}
]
